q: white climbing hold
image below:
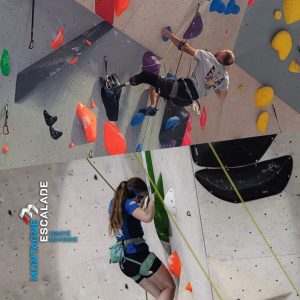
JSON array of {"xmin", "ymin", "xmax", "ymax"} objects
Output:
[{"xmin": 164, "ymin": 188, "xmax": 177, "ymax": 216}]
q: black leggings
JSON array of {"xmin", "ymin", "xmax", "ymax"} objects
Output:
[
  {"xmin": 120, "ymin": 250, "xmax": 162, "ymax": 283},
  {"xmin": 131, "ymin": 72, "xmax": 197, "ymax": 106}
]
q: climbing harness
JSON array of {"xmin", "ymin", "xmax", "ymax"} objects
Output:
[
  {"xmin": 0, "ymin": 104, "xmax": 9, "ymax": 135},
  {"xmin": 29, "ymin": 0, "xmax": 35, "ymax": 49}
]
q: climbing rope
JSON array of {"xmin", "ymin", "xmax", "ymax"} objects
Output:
[
  {"xmin": 208, "ymin": 142, "xmax": 300, "ymax": 297},
  {"xmin": 87, "ymin": 155, "xmax": 223, "ymax": 299}
]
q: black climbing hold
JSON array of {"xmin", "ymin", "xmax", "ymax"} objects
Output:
[
  {"xmin": 191, "ymin": 135, "xmax": 276, "ymax": 167},
  {"xmin": 195, "ymin": 156, "xmax": 293, "ymax": 203},
  {"xmin": 43, "ymin": 110, "xmax": 57, "ymax": 127},
  {"xmin": 8, "ymin": 210, "xmax": 12, "ymax": 216},
  {"xmin": 49, "ymin": 127, "xmax": 63, "ymax": 140},
  {"xmin": 125, "ymin": 283, "xmax": 129, "ymax": 289},
  {"xmin": 94, "ymin": 175, "xmax": 98, "ymax": 180}
]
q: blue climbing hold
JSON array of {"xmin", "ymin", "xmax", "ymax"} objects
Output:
[
  {"xmin": 232, "ymin": 5, "xmax": 240, "ymax": 15},
  {"xmin": 225, "ymin": 0, "xmax": 240, "ymax": 15},
  {"xmin": 162, "ymin": 26, "xmax": 172, "ymax": 42},
  {"xmin": 136, "ymin": 144, "xmax": 143, "ymax": 152},
  {"xmin": 131, "ymin": 113, "xmax": 145, "ymax": 127},
  {"xmin": 209, "ymin": 0, "xmax": 240, "ymax": 15},
  {"xmin": 166, "ymin": 72, "xmax": 176, "ymax": 80},
  {"xmin": 165, "ymin": 116, "xmax": 180, "ymax": 129}
]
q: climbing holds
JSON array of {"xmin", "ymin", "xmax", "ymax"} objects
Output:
[
  {"xmin": 104, "ymin": 121, "xmax": 127, "ymax": 155},
  {"xmin": 51, "ymin": 27, "xmax": 64, "ymax": 49},
  {"xmin": 89, "ymin": 101, "xmax": 96, "ymax": 109},
  {"xmin": 95, "ymin": 0, "xmax": 115, "ymax": 24},
  {"xmin": 85, "ymin": 39, "xmax": 92, "ymax": 46},
  {"xmin": 68, "ymin": 56, "xmax": 79, "ymax": 65},
  {"xmin": 181, "ymin": 131, "xmax": 192, "ymax": 146},
  {"xmin": 256, "ymin": 112, "xmax": 269, "ymax": 134},
  {"xmin": 166, "ymin": 72, "xmax": 176, "ymax": 80},
  {"xmin": 274, "ymin": 10, "xmax": 282, "ymax": 20},
  {"xmin": 115, "ymin": 0, "xmax": 129, "ymax": 17},
  {"xmin": 289, "ymin": 59, "xmax": 300, "ymax": 73},
  {"xmin": 161, "ymin": 26, "xmax": 172, "ymax": 42},
  {"xmin": 209, "ymin": 0, "xmax": 240, "ymax": 15},
  {"xmin": 283, "ymin": 0, "xmax": 300, "ymax": 25},
  {"xmin": 185, "ymin": 282, "xmax": 193, "ymax": 293},
  {"xmin": 131, "ymin": 113, "xmax": 145, "ymax": 127},
  {"xmin": 168, "ymin": 251, "xmax": 182, "ymax": 278},
  {"xmin": 1, "ymin": 49, "xmax": 11, "ymax": 77},
  {"xmin": 225, "ymin": 0, "xmax": 240, "ymax": 15},
  {"xmin": 49, "ymin": 127, "xmax": 63, "ymax": 140},
  {"xmin": 164, "ymin": 188, "xmax": 176, "ymax": 216},
  {"xmin": 136, "ymin": 144, "xmax": 143, "ymax": 152},
  {"xmin": 2, "ymin": 145, "xmax": 9, "ymax": 154},
  {"xmin": 271, "ymin": 31, "xmax": 292, "ymax": 61},
  {"xmin": 248, "ymin": 0, "xmax": 254, "ymax": 6},
  {"xmin": 76, "ymin": 103, "xmax": 97, "ymax": 143},
  {"xmin": 165, "ymin": 116, "xmax": 180, "ymax": 129},
  {"xmin": 183, "ymin": 12, "xmax": 203, "ymax": 40},
  {"xmin": 186, "ymin": 113, "xmax": 192, "ymax": 132},
  {"xmin": 142, "ymin": 52, "xmax": 161, "ymax": 75},
  {"xmin": 200, "ymin": 106, "xmax": 207, "ymax": 129},
  {"xmin": 255, "ymin": 86, "xmax": 274, "ymax": 108},
  {"xmin": 238, "ymin": 84, "xmax": 244, "ymax": 91},
  {"xmin": 69, "ymin": 142, "xmax": 75, "ymax": 148}
]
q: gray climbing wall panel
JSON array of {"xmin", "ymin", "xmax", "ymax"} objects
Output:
[{"xmin": 0, "ymin": 0, "xmax": 160, "ymax": 171}]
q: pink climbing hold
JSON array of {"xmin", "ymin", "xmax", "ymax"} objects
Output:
[
  {"xmin": 200, "ymin": 106, "xmax": 207, "ymax": 129},
  {"xmin": 248, "ymin": 0, "xmax": 254, "ymax": 6},
  {"xmin": 104, "ymin": 121, "xmax": 127, "ymax": 155},
  {"xmin": 89, "ymin": 101, "xmax": 96, "ymax": 109}
]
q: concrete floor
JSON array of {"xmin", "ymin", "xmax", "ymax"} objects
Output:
[{"xmin": 0, "ymin": 133, "xmax": 299, "ymax": 299}]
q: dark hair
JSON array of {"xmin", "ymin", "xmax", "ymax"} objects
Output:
[
  {"xmin": 222, "ymin": 51, "xmax": 235, "ymax": 66},
  {"xmin": 108, "ymin": 177, "xmax": 148, "ymax": 235}
]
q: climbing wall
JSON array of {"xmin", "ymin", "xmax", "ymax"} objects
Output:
[
  {"xmin": 192, "ymin": 133, "xmax": 300, "ymax": 299},
  {"xmin": 0, "ymin": 154, "xmax": 166, "ymax": 300},
  {"xmin": 0, "ymin": 0, "xmax": 154, "ymax": 170}
]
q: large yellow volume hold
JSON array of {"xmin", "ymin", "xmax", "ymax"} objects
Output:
[
  {"xmin": 283, "ymin": 0, "xmax": 300, "ymax": 25},
  {"xmin": 256, "ymin": 112, "xmax": 269, "ymax": 134},
  {"xmin": 255, "ymin": 86, "xmax": 274, "ymax": 108},
  {"xmin": 289, "ymin": 59, "xmax": 300, "ymax": 73},
  {"xmin": 271, "ymin": 31, "xmax": 292, "ymax": 60}
]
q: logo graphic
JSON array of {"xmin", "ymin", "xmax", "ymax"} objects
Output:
[{"xmin": 19, "ymin": 204, "xmax": 38, "ymax": 224}]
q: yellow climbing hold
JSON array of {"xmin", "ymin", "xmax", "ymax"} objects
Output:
[
  {"xmin": 283, "ymin": 0, "xmax": 300, "ymax": 25},
  {"xmin": 289, "ymin": 59, "xmax": 300, "ymax": 73},
  {"xmin": 255, "ymin": 86, "xmax": 274, "ymax": 108},
  {"xmin": 271, "ymin": 31, "xmax": 292, "ymax": 61},
  {"xmin": 274, "ymin": 10, "xmax": 282, "ymax": 20},
  {"xmin": 256, "ymin": 112, "xmax": 269, "ymax": 134},
  {"xmin": 238, "ymin": 84, "xmax": 244, "ymax": 91}
]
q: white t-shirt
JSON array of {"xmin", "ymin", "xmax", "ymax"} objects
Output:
[{"xmin": 190, "ymin": 49, "xmax": 229, "ymax": 98}]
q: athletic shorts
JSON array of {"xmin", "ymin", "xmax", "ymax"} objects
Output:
[{"xmin": 120, "ymin": 250, "xmax": 162, "ymax": 283}]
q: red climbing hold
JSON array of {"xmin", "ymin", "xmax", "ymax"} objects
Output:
[
  {"xmin": 68, "ymin": 56, "xmax": 79, "ymax": 65},
  {"xmin": 248, "ymin": 0, "xmax": 254, "ymax": 6},
  {"xmin": 2, "ymin": 145, "xmax": 9, "ymax": 154},
  {"xmin": 200, "ymin": 106, "xmax": 207, "ymax": 129},
  {"xmin": 185, "ymin": 282, "xmax": 193, "ymax": 293},
  {"xmin": 95, "ymin": 0, "xmax": 115, "ymax": 24},
  {"xmin": 76, "ymin": 103, "xmax": 97, "ymax": 143},
  {"xmin": 23, "ymin": 215, "xmax": 30, "ymax": 224},
  {"xmin": 89, "ymin": 101, "xmax": 96, "ymax": 109},
  {"xmin": 186, "ymin": 113, "xmax": 192, "ymax": 133},
  {"xmin": 69, "ymin": 142, "xmax": 75, "ymax": 148},
  {"xmin": 51, "ymin": 27, "xmax": 64, "ymax": 49},
  {"xmin": 181, "ymin": 131, "xmax": 192, "ymax": 146},
  {"xmin": 168, "ymin": 251, "xmax": 182, "ymax": 278},
  {"xmin": 104, "ymin": 121, "xmax": 127, "ymax": 155},
  {"xmin": 85, "ymin": 39, "xmax": 92, "ymax": 46},
  {"xmin": 115, "ymin": 0, "xmax": 130, "ymax": 17}
]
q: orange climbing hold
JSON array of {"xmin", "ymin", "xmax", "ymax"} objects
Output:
[
  {"xmin": 185, "ymin": 282, "xmax": 193, "ymax": 293},
  {"xmin": 168, "ymin": 251, "xmax": 182, "ymax": 278},
  {"xmin": 76, "ymin": 103, "xmax": 97, "ymax": 143},
  {"xmin": 104, "ymin": 121, "xmax": 127, "ymax": 155},
  {"xmin": 200, "ymin": 106, "xmax": 207, "ymax": 129},
  {"xmin": 51, "ymin": 27, "xmax": 64, "ymax": 49},
  {"xmin": 2, "ymin": 145, "xmax": 9, "ymax": 154},
  {"xmin": 115, "ymin": 0, "xmax": 130, "ymax": 17}
]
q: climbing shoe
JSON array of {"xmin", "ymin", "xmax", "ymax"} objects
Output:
[{"xmin": 139, "ymin": 106, "xmax": 158, "ymax": 116}]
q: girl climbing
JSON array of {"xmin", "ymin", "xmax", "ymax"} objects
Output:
[{"xmin": 108, "ymin": 177, "xmax": 176, "ymax": 300}]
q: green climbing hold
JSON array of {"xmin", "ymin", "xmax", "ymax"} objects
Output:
[
  {"xmin": 154, "ymin": 173, "xmax": 170, "ymax": 243},
  {"xmin": 1, "ymin": 49, "xmax": 11, "ymax": 77}
]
